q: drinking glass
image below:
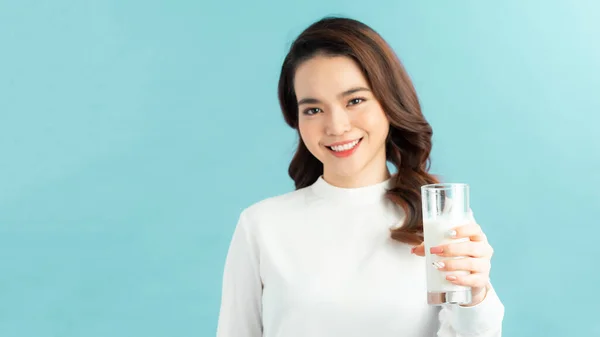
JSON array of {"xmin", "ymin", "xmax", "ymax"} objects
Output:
[{"xmin": 421, "ymin": 183, "xmax": 472, "ymax": 305}]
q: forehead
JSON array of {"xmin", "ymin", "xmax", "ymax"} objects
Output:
[{"xmin": 293, "ymin": 55, "xmax": 369, "ymax": 97}]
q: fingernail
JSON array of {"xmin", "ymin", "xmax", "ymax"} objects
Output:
[
  {"xmin": 430, "ymin": 246, "xmax": 443, "ymax": 254},
  {"xmin": 446, "ymin": 275, "xmax": 457, "ymax": 281},
  {"xmin": 446, "ymin": 230, "xmax": 457, "ymax": 238},
  {"xmin": 432, "ymin": 261, "xmax": 445, "ymax": 269}
]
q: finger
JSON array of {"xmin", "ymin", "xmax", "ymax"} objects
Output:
[
  {"xmin": 449, "ymin": 223, "xmax": 487, "ymax": 242},
  {"xmin": 411, "ymin": 244, "xmax": 425, "ymax": 257},
  {"xmin": 432, "ymin": 258, "xmax": 491, "ymax": 274},
  {"xmin": 430, "ymin": 241, "xmax": 492, "ymax": 258},
  {"xmin": 445, "ymin": 273, "xmax": 490, "ymax": 288}
]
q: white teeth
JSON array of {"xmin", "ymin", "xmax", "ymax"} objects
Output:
[{"xmin": 330, "ymin": 139, "xmax": 360, "ymax": 152}]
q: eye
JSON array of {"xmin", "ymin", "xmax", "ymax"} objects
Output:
[
  {"xmin": 303, "ymin": 107, "xmax": 322, "ymax": 115},
  {"xmin": 348, "ymin": 97, "xmax": 365, "ymax": 106}
]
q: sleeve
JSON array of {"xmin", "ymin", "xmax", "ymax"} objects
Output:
[
  {"xmin": 436, "ymin": 283, "xmax": 505, "ymax": 336},
  {"xmin": 216, "ymin": 210, "xmax": 263, "ymax": 337}
]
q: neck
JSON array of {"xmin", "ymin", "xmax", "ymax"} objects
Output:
[{"xmin": 322, "ymin": 165, "xmax": 391, "ymax": 188}]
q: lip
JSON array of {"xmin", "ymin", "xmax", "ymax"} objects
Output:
[
  {"xmin": 325, "ymin": 138, "xmax": 363, "ymax": 158},
  {"xmin": 324, "ymin": 138, "xmax": 363, "ymax": 147}
]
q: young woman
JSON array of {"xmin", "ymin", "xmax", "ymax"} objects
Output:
[{"xmin": 216, "ymin": 16, "xmax": 504, "ymax": 337}]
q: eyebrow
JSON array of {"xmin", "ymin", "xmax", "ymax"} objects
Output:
[{"xmin": 297, "ymin": 86, "xmax": 371, "ymax": 106}]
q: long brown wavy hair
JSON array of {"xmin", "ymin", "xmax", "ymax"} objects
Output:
[{"xmin": 277, "ymin": 16, "xmax": 439, "ymax": 245}]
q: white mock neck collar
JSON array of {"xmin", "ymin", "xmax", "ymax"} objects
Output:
[{"xmin": 310, "ymin": 175, "xmax": 393, "ymax": 204}]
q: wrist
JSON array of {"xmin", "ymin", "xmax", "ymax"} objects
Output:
[{"xmin": 461, "ymin": 283, "xmax": 490, "ymax": 307}]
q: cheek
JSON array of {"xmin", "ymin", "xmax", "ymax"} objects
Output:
[
  {"xmin": 360, "ymin": 107, "xmax": 389, "ymax": 141},
  {"xmin": 298, "ymin": 121, "xmax": 322, "ymax": 150}
]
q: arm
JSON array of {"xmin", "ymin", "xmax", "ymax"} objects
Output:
[
  {"xmin": 437, "ymin": 283, "xmax": 505, "ymax": 336},
  {"xmin": 216, "ymin": 211, "xmax": 263, "ymax": 337}
]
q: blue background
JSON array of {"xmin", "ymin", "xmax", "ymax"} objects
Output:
[{"xmin": 1, "ymin": 1, "xmax": 599, "ymax": 336}]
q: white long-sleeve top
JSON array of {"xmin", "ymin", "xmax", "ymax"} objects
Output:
[{"xmin": 216, "ymin": 176, "xmax": 505, "ymax": 337}]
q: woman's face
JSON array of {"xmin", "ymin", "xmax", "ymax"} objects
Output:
[{"xmin": 294, "ymin": 55, "xmax": 390, "ymax": 187}]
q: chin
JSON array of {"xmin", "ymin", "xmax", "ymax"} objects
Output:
[{"xmin": 325, "ymin": 161, "xmax": 365, "ymax": 178}]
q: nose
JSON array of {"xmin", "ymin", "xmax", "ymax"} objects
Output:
[{"xmin": 324, "ymin": 107, "xmax": 351, "ymax": 136}]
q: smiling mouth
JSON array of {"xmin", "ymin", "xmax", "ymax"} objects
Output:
[{"xmin": 325, "ymin": 138, "xmax": 363, "ymax": 152}]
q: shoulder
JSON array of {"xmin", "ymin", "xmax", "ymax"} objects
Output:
[{"xmin": 238, "ymin": 184, "xmax": 313, "ymax": 228}]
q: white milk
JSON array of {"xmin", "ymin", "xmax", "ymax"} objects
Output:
[{"xmin": 423, "ymin": 217, "xmax": 470, "ymax": 293}]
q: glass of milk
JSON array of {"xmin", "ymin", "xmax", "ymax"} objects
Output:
[{"xmin": 421, "ymin": 183, "xmax": 472, "ymax": 305}]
